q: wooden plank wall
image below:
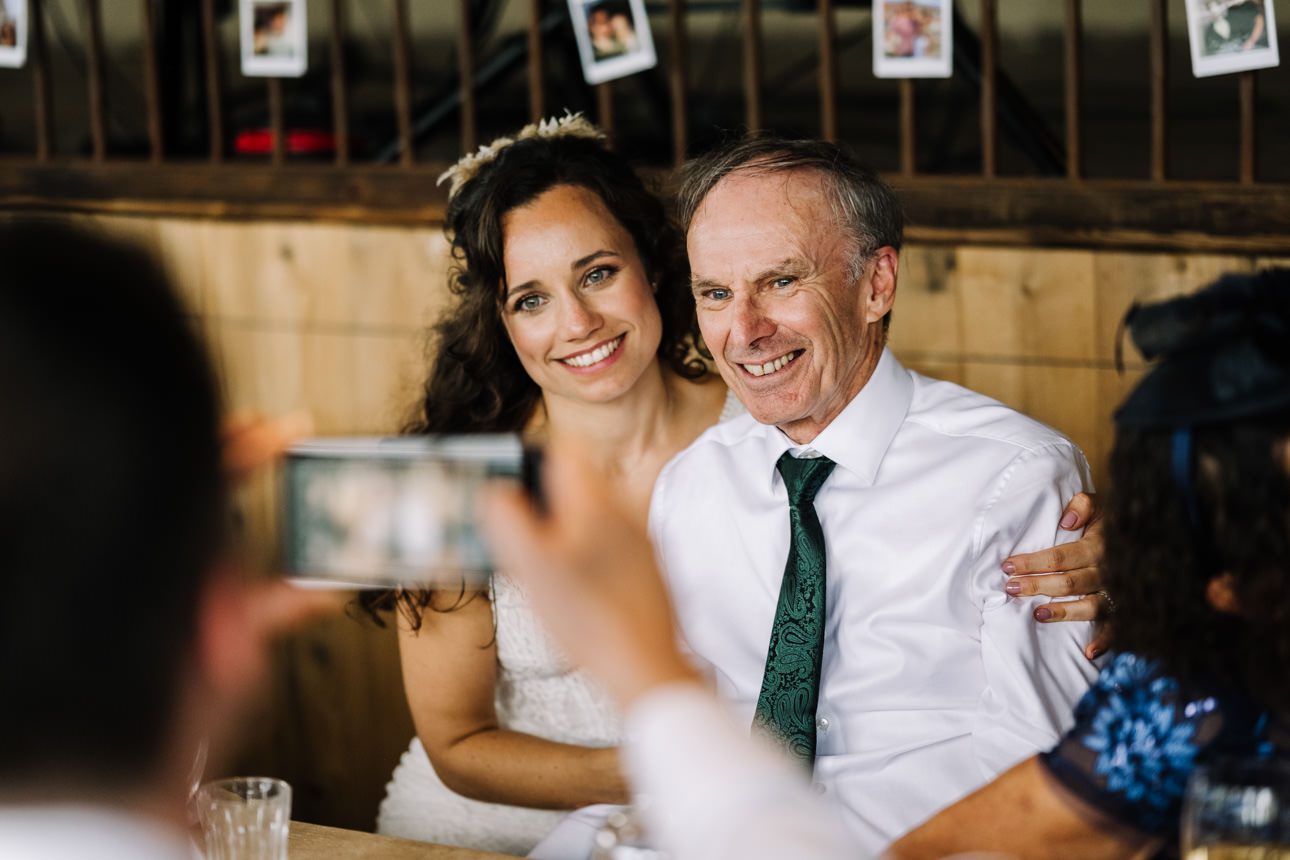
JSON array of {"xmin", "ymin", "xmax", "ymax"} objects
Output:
[{"xmin": 54, "ymin": 213, "xmax": 1290, "ymax": 830}]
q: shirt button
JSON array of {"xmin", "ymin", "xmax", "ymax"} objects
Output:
[
  {"xmin": 812, "ymin": 782, "xmax": 827, "ymax": 795},
  {"xmin": 816, "ymin": 716, "xmax": 830, "ymax": 731}
]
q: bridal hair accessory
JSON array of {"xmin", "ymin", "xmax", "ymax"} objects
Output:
[{"xmin": 437, "ymin": 112, "xmax": 605, "ymax": 199}]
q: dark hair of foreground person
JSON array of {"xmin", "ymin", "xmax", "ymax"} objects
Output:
[{"xmin": 0, "ymin": 220, "xmax": 227, "ymax": 790}]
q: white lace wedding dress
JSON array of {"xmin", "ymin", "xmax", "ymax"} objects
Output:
[
  {"xmin": 377, "ymin": 391, "xmax": 744, "ymax": 855},
  {"xmin": 376, "ymin": 572, "xmax": 623, "ymax": 855}
]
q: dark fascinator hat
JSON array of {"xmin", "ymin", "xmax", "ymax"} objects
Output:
[
  {"xmin": 1114, "ymin": 268, "xmax": 1290, "ymax": 532},
  {"xmin": 1116, "ymin": 268, "xmax": 1290, "ymax": 429}
]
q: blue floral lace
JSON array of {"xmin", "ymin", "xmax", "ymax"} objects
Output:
[{"xmin": 1040, "ymin": 652, "xmax": 1276, "ymax": 839}]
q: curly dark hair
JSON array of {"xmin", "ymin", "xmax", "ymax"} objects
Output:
[
  {"xmin": 1102, "ymin": 413, "xmax": 1290, "ymax": 715},
  {"xmin": 368, "ymin": 131, "xmax": 706, "ymax": 629}
]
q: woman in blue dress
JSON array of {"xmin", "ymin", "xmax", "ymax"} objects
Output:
[{"xmin": 894, "ymin": 269, "xmax": 1290, "ymax": 858}]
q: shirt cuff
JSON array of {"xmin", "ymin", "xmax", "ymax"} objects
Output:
[{"xmin": 623, "ymin": 683, "xmax": 849, "ymax": 860}]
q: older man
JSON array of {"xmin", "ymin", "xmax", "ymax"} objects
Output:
[{"xmin": 646, "ymin": 137, "xmax": 1099, "ymax": 853}]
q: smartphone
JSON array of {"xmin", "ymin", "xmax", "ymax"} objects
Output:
[{"xmin": 280, "ymin": 435, "xmax": 530, "ymax": 589}]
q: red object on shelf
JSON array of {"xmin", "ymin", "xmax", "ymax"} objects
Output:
[{"xmin": 234, "ymin": 128, "xmax": 338, "ymax": 156}]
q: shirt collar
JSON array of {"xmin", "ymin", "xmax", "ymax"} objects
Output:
[{"xmin": 754, "ymin": 347, "xmax": 914, "ymax": 491}]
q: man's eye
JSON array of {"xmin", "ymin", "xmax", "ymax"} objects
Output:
[
  {"xmin": 514, "ymin": 294, "xmax": 546, "ymax": 312},
  {"xmin": 772, "ymin": 277, "xmax": 795, "ymax": 289}
]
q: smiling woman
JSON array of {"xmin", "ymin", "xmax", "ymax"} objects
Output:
[
  {"xmin": 498, "ymin": 184, "xmax": 663, "ymax": 405},
  {"xmin": 371, "ymin": 117, "xmax": 734, "ymax": 855}
]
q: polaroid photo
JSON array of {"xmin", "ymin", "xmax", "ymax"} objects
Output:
[
  {"xmin": 240, "ymin": 0, "xmax": 307, "ymax": 78},
  {"xmin": 874, "ymin": 0, "xmax": 952, "ymax": 79},
  {"xmin": 567, "ymin": 0, "xmax": 657, "ymax": 86},
  {"xmin": 1187, "ymin": 0, "xmax": 1279, "ymax": 78},
  {"xmin": 0, "ymin": 0, "xmax": 28, "ymax": 70}
]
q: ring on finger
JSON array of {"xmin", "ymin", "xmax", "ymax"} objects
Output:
[{"xmin": 1095, "ymin": 589, "xmax": 1116, "ymax": 615}]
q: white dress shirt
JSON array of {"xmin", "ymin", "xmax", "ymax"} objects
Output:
[
  {"xmin": 649, "ymin": 348, "xmax": 1099, "ymax": 855},
  {"xmin": 0, "ymin": 804, "xmax": 198, "ymax": 860}
]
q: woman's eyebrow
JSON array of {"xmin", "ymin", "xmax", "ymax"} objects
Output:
[
  {"xmin": 504, "ymin": 280, "xmax": 538, "ymax": 300},
  {"xmin": 571, "ymin": 249, "xmax": 615, "ymax": 270}
]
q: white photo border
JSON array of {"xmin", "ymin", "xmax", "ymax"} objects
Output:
[
  {"xmin": 240, "ymin": 0, "xmax": 308, "ymax": 78},
  {"xmin": 567, "ymin": 0, "xmax": 658, "ymax": 86},
  {"xmin": 0, "ymin": 0, "xmax": 29, "ymax": 70},
  {"xmin": 1186, "ymin": 0, "xmax": 1280, "ymax": 78},
  {"xmin": 873, "ymin": 0, "xmax": 953, "ymax": 79}
]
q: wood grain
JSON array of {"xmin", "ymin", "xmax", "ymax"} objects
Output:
[{"xmin": 290, "ymin": 821, "xmax": 514, "ymax": 859}]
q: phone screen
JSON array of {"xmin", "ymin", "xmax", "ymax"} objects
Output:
[{"xmin": 281, "ymin": 435, "xmax": 524, "ymax": 589}]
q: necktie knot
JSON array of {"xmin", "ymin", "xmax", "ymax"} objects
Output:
[{"xmin": 776, "ymin": 452, "xmax": 837, "ymax": 508}]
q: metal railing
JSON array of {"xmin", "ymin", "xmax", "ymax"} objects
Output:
[{"xmin": 2, "ymin": 0, "xmax": 1287, "ymax": 253}]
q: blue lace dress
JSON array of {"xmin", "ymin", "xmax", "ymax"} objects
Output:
[{"xmin": 1039, "ymin": 651, "xmax": 1286, "ymax": 851}]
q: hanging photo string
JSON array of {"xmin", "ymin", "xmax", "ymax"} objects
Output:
[
  {"xmin": 1186, "ymin": 0, "xmax": 1280, "ymax": 78},
  {"xmin": 0, "ymin": 0, "xmax": 28, "ymax": 69},
  {"xmin": 241, "ymin": 0, "xmax": 308, "ymax": 78},
  {"xmin": 567, "ymin": 0, "xmax": 658, "ymax": 85},
  {"xmin": 874, "ymin": 0, "xmax": 953, "ymax": 79}
]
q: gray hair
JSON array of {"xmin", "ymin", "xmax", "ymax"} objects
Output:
[{"xmin": 674, "ymin": 135, "xmax": 904, "ymax": 285}]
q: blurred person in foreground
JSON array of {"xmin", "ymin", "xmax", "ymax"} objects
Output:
[
  {"xmin": 482, "ymin": 269, "xmax": 1290, "ymax": 860},
  {"xmin": 0, "ymin": 221, "xmax": 335, "ymax": 859}
]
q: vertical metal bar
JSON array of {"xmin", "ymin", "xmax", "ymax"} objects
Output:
[
  {"xmin": 330, "ymin": 0, "xmax": 349, "ymax": 165},
  {"xmin": 817, "ymin": 0, "xmax": 837, "ymax": 141},
  {"xmin": 82, "ymin": 0, "xmax": 107, "ymax": 161},
  {"xmin": 979, "ymin": 0, "xmax": 997, "ymax": 177},
  {"xmin": 30, "ymin": 0, "xmax": 53, "ymax": 161},
  {"xmin": 201, "ymin": 0, "xmax": 224, "ymax": 162},
  {"xmin": 457, "ymin": 0, "xmax": 478, "ymax": 153},
  {"xmin": 899, "ymin": 80, "xmax": 916, "ymax": 175},
  {"xmin": 1239, "ymin": 72, "xmax": 1256, "ymax": 184},
  {"xmin": 1149, "ymin": 0, "xmax": 1167, "ymax": 182},
  {"xmin": 597, "ymin": 81, "xmax": 615, "ymax": 142},
  {"xmin": 1064, "ymin": 0, "xmax": 1082, "ymax": 179},
  {"xmin": 268, "ymin": 78, "xmax": 286, "ymax": 165},
  {"xmin": 742, "ymin": 0, "xmax": 762, "ymax": 131},
  {"xmin": 141, "ymin": 0, "xmax": 164, "ymax": 162},
  {"xmin": 669, "ymin": 0, "xmax": 688, "ymax": 165},
  {"xmin": 391, "ymin": 0, "xmax": 414, "ymax": 165},
  {"xmin": 528, "ymin": 0, "xmax": 544, "ymax": 122}
]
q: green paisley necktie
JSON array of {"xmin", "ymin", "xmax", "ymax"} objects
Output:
[{"xmin": 751, "ymin": 451, "xmax": 837, "ymax": 769}]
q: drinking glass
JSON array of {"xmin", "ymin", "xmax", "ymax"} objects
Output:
[
  {"xmin": 195, "ymin": 776, "xmax": 291, "ymax": 860},
  {"xmin": 1182, "ymin": 758, "xmax": 1290, "ymax": 860}
]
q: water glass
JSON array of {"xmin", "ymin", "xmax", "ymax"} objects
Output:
[
  {"xmin": 1182, "ymin": 758, "xmax": 1290, "ymax": 860},
  {"xmin": 195, "ymin": 776, "xmax": 291, "ymax": 860}
]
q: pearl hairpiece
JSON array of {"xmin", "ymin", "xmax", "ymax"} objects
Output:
[{"xmin": 436, "ymin": 112, "xmax": 606, "ymax": 200}]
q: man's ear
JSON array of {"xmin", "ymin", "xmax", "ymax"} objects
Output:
[
  {"xmin": 194, "ymin": 570, "xmax": 344, "ymax": 701},
  {"xmin": 194, "ymin": 566, "xmax": 268, "ymax": 704},
  {"xmin": 1205, "ymin": 572, "xmax": 1241, "ymax": 615},
  {"xmin": 865, "ymin": 246, "xmax": 899, "ymax": 324}
]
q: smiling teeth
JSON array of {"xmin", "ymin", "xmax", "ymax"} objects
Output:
[
  {"xmin": 742, "ymin": 351, "xmax": 801, "ymax": 377},
  {"xmin": 562, "ymin": 336, "xmax": 623, "ymax": 368}
]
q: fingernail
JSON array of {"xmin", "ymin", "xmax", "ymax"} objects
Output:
[
  {"xmin": 1005, "ymin": 581, "xmax": 1022, "ymax": 595},
  {"xmin": 1060, "ymin": 511, "xmax": 1079, "ymax": 530},
  {"xmin": 1088, "ymin": 647, "xmax": 1104, "ymax": 660},
  {"xmin": 1034, "ymin": 606, "xmax": 1054, "ymax": 622},
  {"xmin": 1001, "ymin": 561, "xmax": 1016, "ymax": 575}
]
